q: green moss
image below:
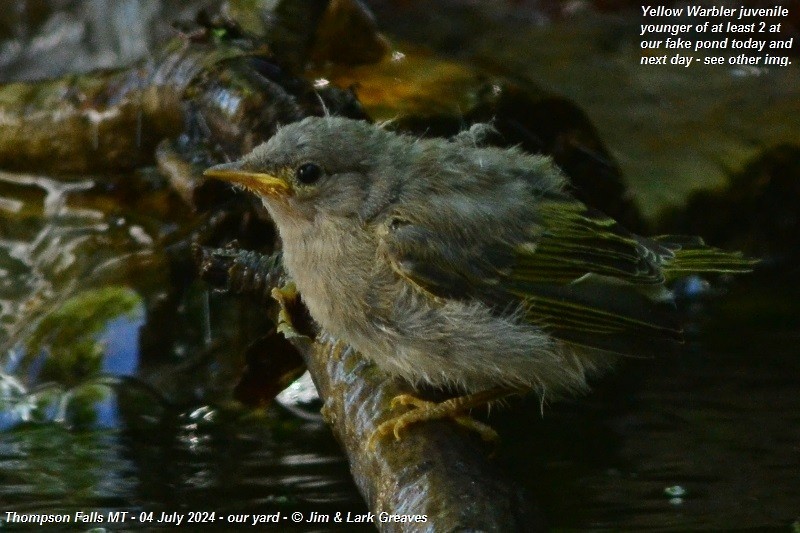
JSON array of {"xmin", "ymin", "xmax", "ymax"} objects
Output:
[
  {"xmin": 66, "ymin": 382, "xmax": 114, "ymax": 428},
  {"xmin": 26, "ymin": 287, "xmax": 142, "ymax": 384}
]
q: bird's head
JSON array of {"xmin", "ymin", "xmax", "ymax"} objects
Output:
[{"xmin": 204, "ymin": 117, "xmax": 402, "ymax": 224}]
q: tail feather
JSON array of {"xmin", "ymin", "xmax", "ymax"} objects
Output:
[{"xmin": 653, "ymin": 235, "xmax": 759, "ymax": 280}]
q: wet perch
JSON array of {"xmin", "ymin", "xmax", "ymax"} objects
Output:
[{"xmin": 197, "ymin": 244, "xmax": 544, "ymax": 532}]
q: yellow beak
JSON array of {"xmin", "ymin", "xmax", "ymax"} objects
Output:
[{"xmin": 204, "ymin": 162, "xmax": 292, "ymax": 197}]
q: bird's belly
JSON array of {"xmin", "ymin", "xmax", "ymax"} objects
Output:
[{"xmin": 279, "ymin": 223, "xmax": 606, "ymax": 396}]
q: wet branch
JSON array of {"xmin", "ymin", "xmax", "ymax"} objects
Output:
[{"xmin": 196, "ymin": 245, "xmax": 543, "ymax": 532}]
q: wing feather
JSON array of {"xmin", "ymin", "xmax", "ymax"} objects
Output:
[{"xmin": 379, "ymin": 193, "xmax": 753, "ymax": 356}]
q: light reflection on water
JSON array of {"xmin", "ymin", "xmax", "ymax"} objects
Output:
[
  {"xmin": 0, "ymin": 169, "xmax": 371, "ymax": 531},
  {"xmin": 0, "ymin": 412, "xmax": 369, "ymax": 531}
]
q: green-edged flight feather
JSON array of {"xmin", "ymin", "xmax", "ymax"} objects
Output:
[{"xmin": 381, "ymin": 192, "xmax": 757, "ymax": 357}]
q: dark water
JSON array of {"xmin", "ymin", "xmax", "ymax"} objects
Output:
[
  {"xmin": 497, "ymin": 278, "xmax": 800, "ymax": 530},
  {"xmin": 0, "ymin": 406, "xmax": 369, "ymax": 531}
]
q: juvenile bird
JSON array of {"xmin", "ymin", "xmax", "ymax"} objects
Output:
[{"xmin": 205, "ymin": 116, "xmax": 754, "ymax": 442}]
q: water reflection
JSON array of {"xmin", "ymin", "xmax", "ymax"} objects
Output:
[
  {"xmin": 0, "ymin": 408, "xmax": 368, "ymax": 530},
  {"xmin": 0, "ymin": 163, "xmax": 370, "ymax": 531}
]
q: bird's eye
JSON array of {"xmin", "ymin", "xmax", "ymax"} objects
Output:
[{"xmin": 296, "ymin": 163, "xmax": 322, "ymax": 184}]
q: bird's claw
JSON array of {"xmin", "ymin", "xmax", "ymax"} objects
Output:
[
  {"xmin": 368, "ymin": 397, "xmax": 432, "ymax": 449},
  {"xmin": 389, "ymin": 393, "xmax": 429, "ymax": 410},
  {"xmin": 368, "ymin": 393, "xmax": 501, "ymax": 450},
  {"xmin": 271, "ymin": 283, "xmax": 307, "ymax": 340}
]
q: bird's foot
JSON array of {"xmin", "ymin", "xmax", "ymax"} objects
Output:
[
  {"xmin": 369, "ymin": 388, "xmax": 511, "ymax": 448},
  {"xmin": 271, "ymin": 282, "xmax": 311, "ymax": 340}
]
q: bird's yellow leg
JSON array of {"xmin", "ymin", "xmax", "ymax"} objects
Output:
[{"xmin": 370, "ymin": 387, "xmax": 513, "ymax": 447}]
